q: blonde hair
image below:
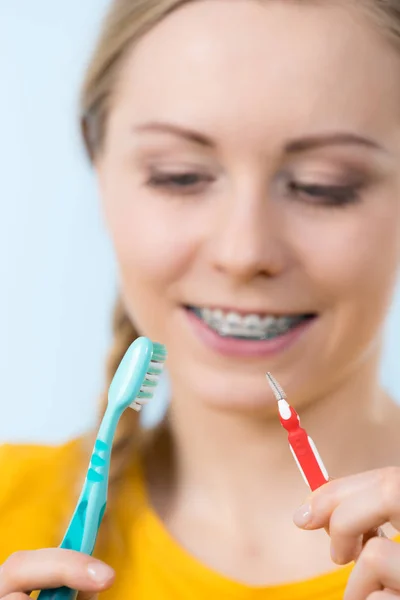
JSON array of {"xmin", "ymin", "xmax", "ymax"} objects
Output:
[
  {"xmin": 80, "ymin": 0, "xmax": 187, "ymax": 501},
  {"xmin": 81, "ymin": 0, "xmax": 191, "ymax": 160},
  {"xmin": 80, "ymin": 0, "xmax": 400, "ymax": 542}
]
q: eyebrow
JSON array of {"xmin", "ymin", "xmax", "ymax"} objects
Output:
[
  {"xmin": 133, "ymin": 121, "xmax": 214, "ymax": 147},
  {"xmin": 133, "ymin": 121, "xmax": 385, "ymax": 154},
  {"xmin": 285, "ymin": 132, "xmax": 384, "ymax": 154}
]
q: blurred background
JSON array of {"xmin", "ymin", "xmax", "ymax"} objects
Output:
[{"xmin": 0, "ymin": 1, "xmax": 398, "ymax": 444}]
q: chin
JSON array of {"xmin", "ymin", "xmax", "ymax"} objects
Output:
[
  {"xmin": 184, "ymin": 365, "xmax": 285, "ymax": 415},
  {"xmin": 165, "ymin": 307, "xmax": 345, "ymax": 413}
]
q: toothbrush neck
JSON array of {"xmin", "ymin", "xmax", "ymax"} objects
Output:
[{"xmin": 97, "ymin": 405, "xmax": 123, "ymax": 449}]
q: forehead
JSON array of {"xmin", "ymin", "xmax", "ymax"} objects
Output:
[{"xmin": 112, "ymin": 0, "xmax": 400, "ymax": 144}]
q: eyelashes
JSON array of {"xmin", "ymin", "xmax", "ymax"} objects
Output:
[
  {"xmin": 288, "ymin": 181, "xmax": 362, "ymax": 207},
  {"xmin": 145, "ymin": 169, "xmax": 363, "ymax": 207},
  {"xmin": 146, "ymin": 171, "xmax": 214, "ymax": 195}
]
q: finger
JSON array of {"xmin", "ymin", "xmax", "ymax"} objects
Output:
[
  {"xmin": 293, "ymin": 468, "xmax": 400, "ymax": 562},
  {"xmin": 2, "ymin": 594, "xmax": 30, "ymax": 600},
  {"xmin": 294, "ymin": 469, "xmax": 386, "ymax": 530},
  {"xmin": 328, "ymin": 489, "xmax": 394, "ymax": 564},
  {"xmin": 0, "ymin": 550, "xmax": 114, "ymax": 597},
  {"xmin": 293, "ymin": 472, "xmax": 375, "ymax": 529},
  {"xmin": 343, "ymin": 537, "xmax": 400, "ymax": 600},
  {"xmin": 367, "ymin": 593, "xmax": 400, "ymax": 599}
]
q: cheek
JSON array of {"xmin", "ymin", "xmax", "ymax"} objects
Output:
[
  {"xmin": 110, "ymin": 208, "xmax": 187, "ymax": 283},
  {"xmin": 100, "ymin": 171, "xmax": 202, "ymax": 334},
  {"xmin": 286, "ymin": 199, "xmax": 400, "ymax": 365},
  {"xmin": 292, "ymin": 200, "xmax": 400, "ymax": 307},
  {"xmin": 102, "ymin": 169, "xmax": 188, "ymax": 274}
]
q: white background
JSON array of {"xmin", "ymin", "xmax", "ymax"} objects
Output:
[{"xmin": 0, "ymin": 1, "xmax": 398, "ymax": 444}]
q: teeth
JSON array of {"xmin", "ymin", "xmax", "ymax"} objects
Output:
[
  {"xmin": 226, "ymin": 312, "xmax": 242, "ymax": 326},
  {"xmin": 195, "ymin": 308, "xmax": 304, "ymax": 339},
  {"xmin": 261, "ymin": 315, "xmax": 275, "ymax": 328},
  {"xmin": 212, "ymin": 309, "xmax": 223, "ymax": 320},
  {"xmin": 202, "ymin": 307, "xmax": 213, "ymax": 321},
  {"xmin": 243, "ymin": 314, "xmax": 262, "ymax": 329},
  {"xmin": 197, "ymin": 307, "xmax": 306, "ymax": 339},
  {"xmin": 276, "ymin": 316, "xmax": 291, "ymax": 333}
]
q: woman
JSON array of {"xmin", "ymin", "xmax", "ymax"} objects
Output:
[{"xmin": 1, "ymin": 0, "xmax": 400, "ymax": 598}]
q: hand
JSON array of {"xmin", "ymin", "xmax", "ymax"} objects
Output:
[
  {"xmin": 293, "ymin": 467, "xmax": 400, "ymax": 599},
  {"xmin": 0, "ymin": 549, "xmax": 115, "ymax": 600}
]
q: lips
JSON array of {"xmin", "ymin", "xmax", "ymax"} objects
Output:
[
  {"xmin": 186, "ymin": 305, "xmax": 315, "ymax": 341},
  {"xmin": 183, "ymin": 306, "xmax": 317, "ymax": 358}
]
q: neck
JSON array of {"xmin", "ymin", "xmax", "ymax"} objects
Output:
[{"xmin": 166, "ymin": 352, "xmax": 395, "ymax": 527}]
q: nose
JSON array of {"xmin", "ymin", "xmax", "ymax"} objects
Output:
[{"xmin": 206, "ymin": 192, "xmax": 287, "ymax": 282}]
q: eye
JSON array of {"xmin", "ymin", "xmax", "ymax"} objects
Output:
[
  {"xmin": 288, "ymin": 181, "xmax": 361, "ymax": 206},
  {"xmin": 146, "ymin": 170, "xmax": 214, "ymax": 195}
]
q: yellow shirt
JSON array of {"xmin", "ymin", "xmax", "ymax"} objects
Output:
[{"xmin": 0, "ymin": 440, "xmax": 379, "ymax": 599}]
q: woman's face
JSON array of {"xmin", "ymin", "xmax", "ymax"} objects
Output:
[{"xmin": 96, "ymin": 0, "xmax": 400, "ymax": 411}]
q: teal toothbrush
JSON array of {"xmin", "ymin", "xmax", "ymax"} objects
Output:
[{"xmin": 37, "ymin": 337, "xmax": 167, "ymax": 600}]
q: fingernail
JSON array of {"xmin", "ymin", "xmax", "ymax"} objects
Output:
[
  {"xmin": 87, "ymin": 562, "xmax": 115, "ymax": 583},
  {"xmin": 293, "ymin": 503, "xmax": 312, "ymax": 528}
]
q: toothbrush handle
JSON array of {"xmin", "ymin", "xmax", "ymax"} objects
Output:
[
  {"xmin": 35, "ymin": 513, "xmax": 86, "ymax": 600},
  {"xmin": 36, "ymin": 518, "xmax": 89, "ymax": 600},
  {"xmin": 36, "ymin": 495, "xmax": 104, "ymax": 600},
  {"xmin": 37, "ymin": 587, "xmax": 78, "ymax": 600},
  {"xmin": 37, "ymin": 440, "xmax": 110, "ymax": 600}
]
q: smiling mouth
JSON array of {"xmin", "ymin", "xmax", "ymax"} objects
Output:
[{"xmin": 185, "ymin": 306, "xmax": 316, "ymax": 341}]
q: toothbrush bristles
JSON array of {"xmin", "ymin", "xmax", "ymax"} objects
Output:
[
  {"xmin": 130, "ymin": 342, "xmax": 167, "ymax": 412},
  {"xmin": 265, "ymin": 372, "xmax": 287, "ymax": 401}
]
